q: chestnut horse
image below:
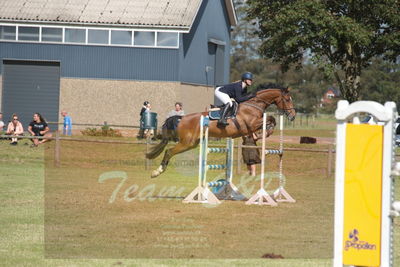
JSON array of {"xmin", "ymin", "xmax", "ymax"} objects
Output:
[{"xmin": 147, "ymin": 84, "xmax": 296, "ymax": 178}]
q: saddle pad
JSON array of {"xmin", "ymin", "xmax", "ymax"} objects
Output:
[
  {"xmin": 209, "ymin": 110, "xmax": 222, "ymax": 120},
  {"xmin": 208, "ymin": 111, "xmax": 237, "ymax": 120}
]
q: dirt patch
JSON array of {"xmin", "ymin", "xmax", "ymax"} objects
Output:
[
  {"xmin": 268, "ymin": 135, "xmax": 334, "ymax": 144},
  {"xmin": 262, "ymin": 253, "xmax": 284, "ymax": 259}
]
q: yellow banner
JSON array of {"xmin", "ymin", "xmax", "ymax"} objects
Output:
[{"xmin": 343, "ymin": 123, "xmax": 383, "ymax": 266}]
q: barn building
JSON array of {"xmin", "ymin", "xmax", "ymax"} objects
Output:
[{"xmin": 0, "ymin": 0, "xmax": 236, "ymax": 129}]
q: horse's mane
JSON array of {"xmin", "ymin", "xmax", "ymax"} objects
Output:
[{"xmin": 255, "ymin": 83, "xmax": 288, "ymax": 92}]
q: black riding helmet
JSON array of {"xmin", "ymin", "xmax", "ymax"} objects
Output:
[
  {"xmin": 143, "ymin": 101, "xmax": 150, "ymax": 106},
  {"xmin": 241, "ymin": 72, "xmax": 253, "ymax": 81}
]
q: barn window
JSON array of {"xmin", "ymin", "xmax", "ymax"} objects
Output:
[
  {"xmin": 88, "ymin": 29, "xmax": 109, "ymax": 44},
  {"xmin": 0, "ymin": 24, "xmax": 180, "ymax": 49},
  {"xmin": 111, "ymin": 30, "xmax": 132, "ymax": 45},
  {"xmin": 0, "ymin": 26, "xmax": 16, "ymax": 40},
  {"xmin": 65, "ymin": 28, "xmax": 86, "ymax": 43},
  {"xmin": 18, "ymin": 26, "xmax": 39, "ymax": 41},
  {"xmin": 157, "ymin": 32, "xmax": 178, "ymax": 47},
  {"xmin": 134, "ymin": 31, "xmax": 155, "ymax": 46},
  {"xmin": 42, "ymin": 28, "xmax": 62, "ymax": 42}
]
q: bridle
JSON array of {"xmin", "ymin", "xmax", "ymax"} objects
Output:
[
  {"xmin": 242, "ymin": 89, "xmax": 295, "ymax": 115},
  {"xmin": 275, "ymin": 92, "xmax": 296, "ymax": 115},
  {"xmin": 237, "ymin": 88, "xmax": 295, "ymax": 134}
]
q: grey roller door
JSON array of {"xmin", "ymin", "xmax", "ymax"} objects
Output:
[{"xmin": 2, "ymin": 60, "xmax": 60, "ymax": 130}]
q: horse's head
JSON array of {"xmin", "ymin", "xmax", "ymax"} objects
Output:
[
  {"xmin": 277, "ymin": 87, "xmax": 296, "ymax": 121},
  {"xmin": 255, "ymin": 85, "xmax": 296, "ymax": 121}
]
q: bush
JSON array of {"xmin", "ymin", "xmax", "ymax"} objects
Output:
[{"xmin": 81, "ymin": 125, "xmax": 122, "ymax": 137}]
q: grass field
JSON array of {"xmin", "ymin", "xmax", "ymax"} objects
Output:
[
  {"xmin": 280, "ymin": 113, "xmax": 337, "ymax": 131},
  {"xmin": 0, "ymin": 133, "xmax": 399, "ymax": 266}
]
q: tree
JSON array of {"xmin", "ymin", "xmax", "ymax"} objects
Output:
[
  {"xmin": 246, "ymin": 0, "xmax": 400, "ymax": 102},
  {"xmin": 360, "ymin": 58, "xmax": 400, "ymax": 104},
  {"xmin": 284, "ymin": 65, "xmax": 331, "ymax": 113},
  {"xmin": 230, "ymin": 0, "xmax": 262, "ymax": 77}
]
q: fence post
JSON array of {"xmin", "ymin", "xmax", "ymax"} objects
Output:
[
  {"xmin": 237, "ymin": 141, "xmax": 242, "ymax": 174},
  {"xmin": 327, "ymin": 144, "xmax": 333, "ymax": 178},
  {"xmin": 145, "ymin": 137, "xmax": 150, "ymax": 170},
  {"xmin": 54, "ymin": 131, "xmax": 60, "ymax": 167}
]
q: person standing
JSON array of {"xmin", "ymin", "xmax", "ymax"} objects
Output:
[
  {"xmin": 242, "ymin": 116, "xmax": 276, "ymax": 176},
  {"xmin": 28, "ymin": 113, "xmax": 52, "ymax": 147},
  {"xmin": 140, "ymin": 101, "xmax": 151, "ymax": 117},
  {"xmin": 138, "ymin": 101, "xmax": 151, "ymax": 139},
  {"xmin": 61, "ymin": 110, "xmax": 72, "ymax": 136},
  {"xmin": 6, "ymin": 114, "xmax": 24, "ymax": 145}
]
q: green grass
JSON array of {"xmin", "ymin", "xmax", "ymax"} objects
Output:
[
  {"xmin": 0, "ymin": 136, "xmax": 398, "ymax": 266},
  {"xmin": 270, "ymin": 113, "xmax": 337, "ymax": 131}
]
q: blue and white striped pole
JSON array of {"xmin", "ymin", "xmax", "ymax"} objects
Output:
[
  {"xmin": 208, "ymin": 180, "xmax": 229, "ymax": 188},
  {"xmin": 226, "ymin": 137, "xmax": 234, "ymax": 183}
]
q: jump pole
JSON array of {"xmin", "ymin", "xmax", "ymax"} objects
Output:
[
  {"xmin": 246, "ymin": 113, "xmax": 295, "ymax": 206},
  {"xmin": 333, "ymin": 100, "xmax": 398, "ymax": 267},
  {"xmin": 183, "ymin": 116, "xmax": 244, "ymax": 204},
  {"xmin": 245, "ymin": 113, "xmax": 272, "ymax": 205},
  {"xmin": 273, "ymin": 114, "xmax": 296, "ymax": 202},
  {"xmin": 183, "ymin": 115, "xmax": 220, "ymax": 204},
  {"xmin": 208, "ymin": 137, "xmax": 245, "ymax": 201}
]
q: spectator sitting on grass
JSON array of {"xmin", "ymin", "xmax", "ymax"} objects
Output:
[
  {"xmin": 6, "ymin": 114, "xmax": 24, "ymax": 145},
  {"xmin": 28, "ymin": 113, "xmax": 52, "ymax": 147},
  {"xmin": 166, "ymin": 102, "xmax": 185, "ymax": 118}
]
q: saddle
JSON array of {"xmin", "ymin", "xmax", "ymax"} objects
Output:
[{"xmin": 208, "ymin": 101, "xmax": 239, "ymax": 120}]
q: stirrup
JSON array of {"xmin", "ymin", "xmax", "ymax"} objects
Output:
[{"xmin": 217, "ymin": 120, "xmax": 229, "ymax": 127}]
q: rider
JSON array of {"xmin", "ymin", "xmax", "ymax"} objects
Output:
[{"xmin": 214, "ymin": 72, "xmax": 255, "ymax": 127}]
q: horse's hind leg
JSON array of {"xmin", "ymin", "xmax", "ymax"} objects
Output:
[{"xmin": 151, "ymin": 141, "xmax": 199, "ymax": 178}]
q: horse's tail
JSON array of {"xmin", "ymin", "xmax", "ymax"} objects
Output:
[
  {"xmin": 145, "ymin": 116, "xmax": 181, "ymax": 159},
  {"xmin": 146, "ymin": 138, "xmax": 169, "ymax": 159}
]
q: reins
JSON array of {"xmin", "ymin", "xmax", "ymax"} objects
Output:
[
  {"xmin": 242, "ymin": 88, "xmax": 293, "ymax": 114},
  {"xmin": 241, "ymin": 102, "xmax": 265, "ymax": 112}
]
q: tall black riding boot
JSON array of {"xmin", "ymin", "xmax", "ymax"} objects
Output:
[{"xmin": 217, "ymin": 104, "xmax": 230, "ymax": 127}]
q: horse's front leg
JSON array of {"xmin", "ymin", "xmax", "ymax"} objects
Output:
[{"xmin": 151, "ymin": 141, "xmax": 199, "ymax": 178}]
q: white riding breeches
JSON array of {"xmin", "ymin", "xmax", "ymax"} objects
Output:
[{"xmin": 215, "ymin": 87, "xmax": 233, "ymax": 107}]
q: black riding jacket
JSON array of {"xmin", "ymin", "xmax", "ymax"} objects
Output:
[{"xmin": 218, "ymin": 81, "xmax": 253, "ymax": 103}]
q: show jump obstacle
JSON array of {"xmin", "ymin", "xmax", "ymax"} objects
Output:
[
  {"xmin": 183, "ymin": 116, "xmax": 244, "ymax": 204},
  {"xmin": 333, "ymin": 100, "xmax": 400, "ymax": 267},
  {"xmin": 246, "ymin": 113, "xmax": 296, "ymax": 206}
]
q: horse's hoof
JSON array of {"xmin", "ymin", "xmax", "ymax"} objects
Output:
[
  {"xmin": 151, "ymin": 169, "xmax": 163, "ymax": 178},
  {"xmin": 151, "ymin": 166, "xmax": 164, "ymax": 178}
]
